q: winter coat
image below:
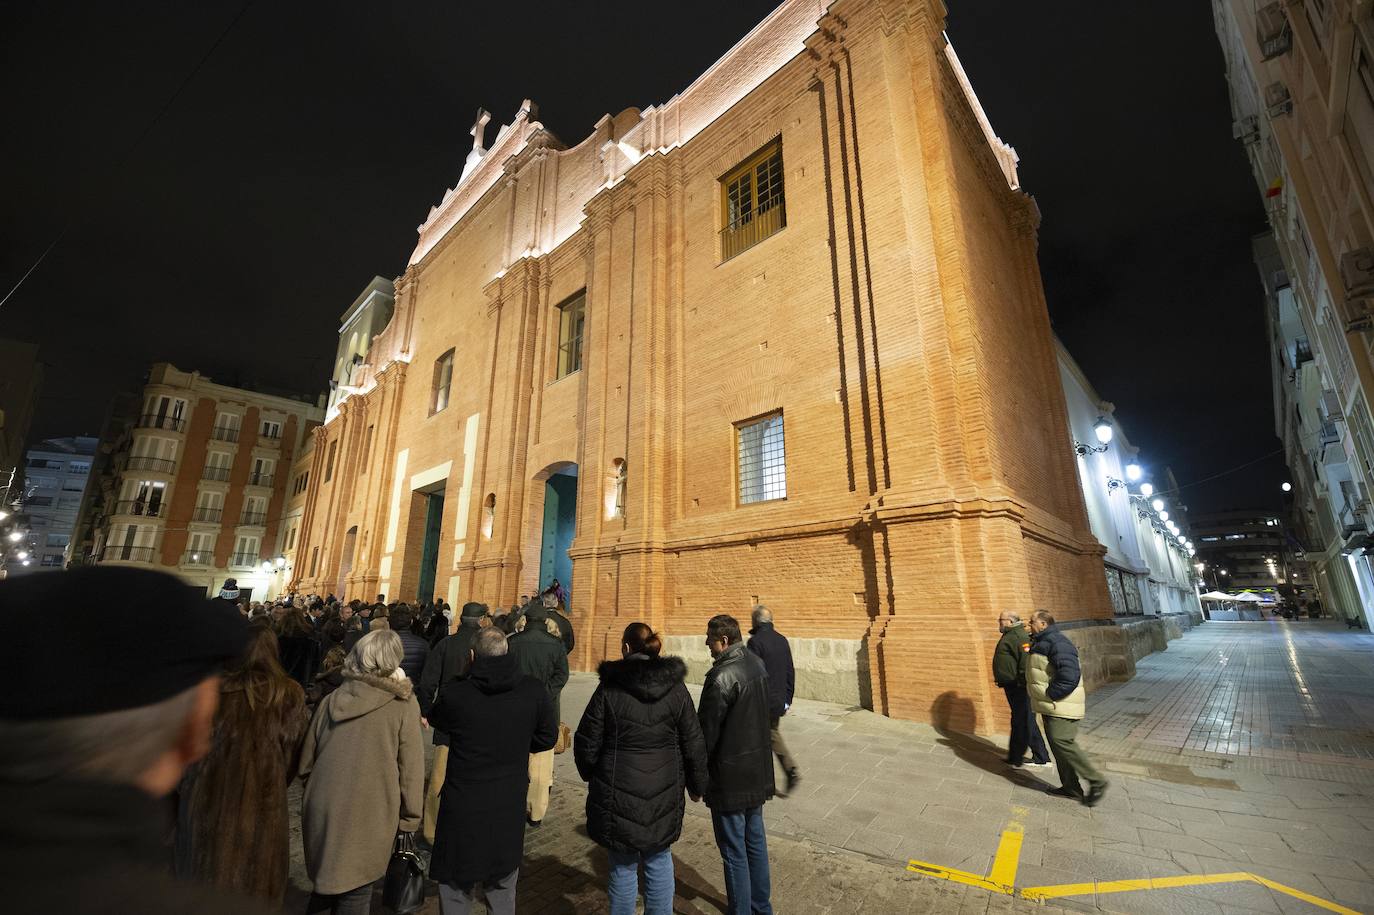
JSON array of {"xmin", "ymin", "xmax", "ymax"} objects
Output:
[
  {"xmin": 298, "ymin": 670, "xmax": 424, "ymax": 895},
  {"xmin": 1026, "ymin": 624, "xmax": 1086, "ymax": 719},
  {"xmin": 992, "ymin": 623, "xmax": 1032, "ymax": 688},
  {"xmin": 277, "ymin": 634, "xmax": 319, "ymax": 690},
  {"xmin": 575, "ymin": 655, "xmax": 710, "ymax": 854},
  {"xmin": 698, "ymin": 641, "xmax": 775, "ymax": 813},
  {"xmin": 747, "ymin": 621, "xmax": 796, "ymax": 719},
  {"xmin": 0, "ymin": 780, "xmax": 278, "ymax": 915},
  {"xmin": 177, "ymin": 676, "xmax": 309, "ymax": 902},
  {"xmin": 416, "ymin": 619, "xmax": 482, "ymax": 747},
  {"xmin": 509, "ymin": 622, "xmax": 570, "ymax": 721},
  {"xmin": 396, "ymin": 629, "xmax": 430, "ymax": 684},
  {"xmin": 427, "ymin": 654, "xmax": 558, "ymax": 886}
]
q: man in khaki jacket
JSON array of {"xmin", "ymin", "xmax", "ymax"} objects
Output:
[{"xmin": 1026, "ymin": 610, "xmax": 1108, "ymax": 806}]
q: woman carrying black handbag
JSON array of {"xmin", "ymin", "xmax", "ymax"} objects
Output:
[{"xmin": 383, "ymin": 831, "xmax": 426, "ymax": 913}]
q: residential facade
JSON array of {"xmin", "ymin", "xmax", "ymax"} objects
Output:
[
  {"xmin": 0, "ymin": 338, "xmax": 42, "ymax": 489},
  {"xmin": 1215, "ymin": 2, "xmax": 1374, "ymax": 625},
  {"xmin": 90, "ymin": 364, "xmax": 322, "ymax": 600},
  {"xmin": 13, "ymin": 437, "xmax": 96, "ymax": 573},
  {"xmin": 1192, "ymin": 508, "xmax": 1314, "ymax": 605},
  {"xmin": 291, "ymin": 0, "xmax": 1124, "ymax": 731},
  {"xmin": 1057, "ymin": 342, "xmax": 1202, "ymax": 622}
]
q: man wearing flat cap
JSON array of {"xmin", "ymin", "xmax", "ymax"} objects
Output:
[
  {"xmin": 416, "ymin": 600, "xmax": 488, "ymax": 844},
  {"xmin": 0, "ymin": 567, "xmax": 272, "ymax": 914}
]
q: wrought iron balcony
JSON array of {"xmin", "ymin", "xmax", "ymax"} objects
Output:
[
  {"xmin": 202, "ymin": 466, "xmax": 231, "ymax": 482},
  {"xmin": 191, "ymin": 507, "xmax": 223, "ymax": 523},
  {"xmin": 720, "ymin": 204, "xmax": 784, "ymax": 262},
  {"xmin": 137, "ymin": 414, "xmax": 185, "ymax": 433},
  {"xmin": 228, "ymin": 552, "xmax": 261, "ymax": 568},
  {"xmin": 246, "ymin": 472, "xmax": 274, "ymax": 488},
  {"xmin": 239, "ymin": 511, "xmax": 268, "ymax": 527},
  {"xmin": 112, "ymin": 499, "xmax": 165, "ymax": 518},
  {"xmin": 126, "ymin": 456, "xmax": 176, "ymax": 474},
  {"xmin": 101, "ymin": 545, "xmax": 156, "ymax": 563},
  {"xmin": 210, "ymin": 425, "xmax": 240, "ymax": 443},
  {"xmin": 182, "ymin": 551, "xmax": 213, "ymax": 567}
]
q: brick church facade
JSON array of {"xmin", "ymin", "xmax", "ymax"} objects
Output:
[{"xmin": 291, "ymin": 0, "xmax": 1119, "ymax": 732}]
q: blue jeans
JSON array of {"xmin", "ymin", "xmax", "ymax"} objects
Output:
[
  {"xmin": 607, "ymin": 846, "xmax": 674, "ymax": 915},
  {"xmin": 710, "ymin": 807, "xmax": 772, "ymax": 915}
]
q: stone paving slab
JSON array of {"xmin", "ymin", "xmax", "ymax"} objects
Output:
[{"xmin": 279, "ymin": 620, "xmax": 1374, "ymax": 912}]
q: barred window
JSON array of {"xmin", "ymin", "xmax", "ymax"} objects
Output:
[
  {"xmin": 737, "ymin": 412, "xmax": 786, "ymax": 505},
  {"xmin": 720, "ymin": 139, "xmax": 785, "ymax": 261},
  {"xmin": 556, "ymin": 292, "xmax": 586, "ymax": 379}
]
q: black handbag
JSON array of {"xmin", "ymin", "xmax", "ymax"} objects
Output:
[{"xmin": 382, "ymin": 830, "xmax": 426, "ymax": 913}]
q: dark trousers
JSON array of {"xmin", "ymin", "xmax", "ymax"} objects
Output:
[
  {"xmin": 1042, "ymin": 715, "xmax": 1105, "ymax": 795},
  {"xmin": 1003, "ymin": 686, "xmax": 1050, "ymax": 764},
  {"xmin": 306, "ymin": 881, "xmax": 373, "ymax": 915}
]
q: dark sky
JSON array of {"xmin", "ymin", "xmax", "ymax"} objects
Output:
[{"xmin": 2, "ymin": 1, "xmax": 1280, "ymax": 514}]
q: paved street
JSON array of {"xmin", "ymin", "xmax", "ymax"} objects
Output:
[{"xmin": 287, "ymin": 620, "xmax": 1374, "ymax": 913}]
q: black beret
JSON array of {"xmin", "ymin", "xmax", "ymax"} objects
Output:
[{"xmin": 0, "ymin": 567, "xmax": 250, "ymax": 719}]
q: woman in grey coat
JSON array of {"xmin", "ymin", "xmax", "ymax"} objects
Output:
[{"xmin": 299, "ymin": 630, "xmax": 425, "ymax": 913}]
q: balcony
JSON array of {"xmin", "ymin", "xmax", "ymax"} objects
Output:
[
  {"xmin": 182, "ymin": 551, "xmax": 213, "ymax": 568},
  {"xmin": 202, "ymin": 466, "xmax": 231, "ymax": 483},
  {"xmin": 228, "ymin": 552, "xmax": 261, "ymax": 569},
  {"xmin": 137, "ymin": 414, "xmax": 185, "ymax": 433},
  {"xmin": 720, "ymin": 203, "xmax": 784, "ymax": 262},
  {"xmin": 258, "ymin": 433, "xmax": 282, "ymax": 449},
  {"xmin": 126, "ymin": 456, "xmax": 176, "ymax": 474},
  {"xmin": 101, "ymin": 545, "xmax": 156, "ymax": 563},
  {"xmin": 246, "ymin": 472, "xmax": 274, "ymax": 488},
  {"xmin": 210, "ymin": 425, "xmax": 240, "ymax": 443},
  {"xmin": 191, "ymin": 507, "xmax": 223, "ymax": 523},
  {"xmin": 111, "ymin": 499, "xmax": 165, "ymax": 519},
  {"xmin": 239, "ymin": 511, "xmax": 268, "ymax": 527}
]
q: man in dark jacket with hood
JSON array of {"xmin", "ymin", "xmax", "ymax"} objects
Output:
[
  {"xmin": 747, "ymin": 604, "xmax": 800, "ymax": 793},
  {"xmin": 417, "ymin": 601, "xmax": 486, "ymax": 844},
  {"xmin": 510, "ymin": 602, "xmax": 570, "ymax": 826},
  {"xmin": 428, "ymin": 627, "xmax": 557, "ymax": 915},
  {"xmin": 992, "ymin": 611, "xmax": 1051, "ymax": 768},
  {"xmin": 699, "ymin": 613, "xmax": 775, "ymax": 915}
]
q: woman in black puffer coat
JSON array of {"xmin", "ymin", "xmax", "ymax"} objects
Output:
[{"xmin": 575, "ymin": 623, "xmax": 709, "ymax": 915}]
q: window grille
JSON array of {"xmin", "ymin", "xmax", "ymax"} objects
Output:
[
  {"xmin": 720, "ymin": 140, "xmax": 785, "ymax": 260},
  {"xmin": 737, "ymin": 413, "xmax": 787, "ymax": 504}
]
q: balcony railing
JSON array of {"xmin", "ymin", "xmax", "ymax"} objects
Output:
[
  {"xmin": 112, "ymin": 499, "xmax": 165, "ymax": 518},
  {"xmin": 101, "ymin": 545, "xmax": 156, "ymax": 563},
  {"xmin": 229, "ymin": 552, "xmax": 261, "ymax": 568},
  {"xmin": 202, "ymin": 466, "xmax": 231, "ymax": 482},
  {"xmin": 239, "ymin": 511, "xmax": 268, "ymax": 527},
  {"xmin": 182, "ymin": 551, "xmax": 213, "ymax": 567},
  {"xmin": 258, "ymin": 434, "xmax": 281, "ymax": 448},
  {"xmin": 126, "ymin": 456, "xmax": 176, "ymax": 474},
  {"xmin": 246, "ymin": 472, "xmax": 274, "ymax": 488},
  {"xmin": 210, "ymin": 425, "xmax": 240, "ymax": 443},
  {"xmin": 137, "ymin": 414, "xmax": 185, "ymax": 433},
  {"xmin": 720, "ymin": 203, "xmax": 784, "ymax": 262},
  {"xmin": 191, "ymin": 507, "xmax": 223, "ymax": 523}
]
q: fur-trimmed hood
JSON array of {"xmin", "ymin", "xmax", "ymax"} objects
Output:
[
  {"xmin": 596, "ymin": 655, "xmax": 687, "ymax": 703},
  {"xmin": 328, "ymin": 669, "xmax": 414, "ymax": 722}
]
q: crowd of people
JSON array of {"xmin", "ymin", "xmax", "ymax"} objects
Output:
[{"xmin": 0, "ymin": 567, "xmax": 806, "ymax": 915}]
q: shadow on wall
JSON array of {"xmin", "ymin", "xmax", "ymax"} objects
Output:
[
  {"xmin": 856, "ymin": 637, "xmax": 873, "ymax": 711},
  {"xmin": 930, "ymin": 690, "xmax": 1042, "ymax": 786}
]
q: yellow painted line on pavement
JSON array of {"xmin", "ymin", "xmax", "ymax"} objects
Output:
[{"xmin": 905, "ymin": 816, "xmax": 1360, "ymax": 913}]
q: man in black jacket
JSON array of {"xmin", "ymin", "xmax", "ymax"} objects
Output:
[
  {"xmin": 747, "ymin": 604, "xmax": 801, "ymax": 793},
  {"xmin": 699, "ymin": 614, "xmax": 775, "ymax": 915},
  {"xmin": 992, "ymin": 611, "xmax": 1051, "ymax": 768},
  {"xmin": 391, "ymin": 605, "xmax": 431, "ymax": 683},
  {"xmin": 510, "ymin": 602, "xmax": 570, "ymax": 826},
  {"xmin": 417, "ymin": 601, "xmax": 486, "ymax": 844}
]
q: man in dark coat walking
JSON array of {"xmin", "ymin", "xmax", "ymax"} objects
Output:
[
  {"xmin": 509, "ymin": 602, "xmax": 569, "ymax": 826},
  {"xmin": 747, "ymin": 605, "xmax": 801, "ymax": 793},
  {"xmin": 390, "ymin": 605, "xmax": 430, "ymax": 684},
  {"xmin": 428, "ymin": 628, "xmax": 557, "ymax": 915},
  {"xmin": 699, "ymin": 614, "xmax": 775, "ymax": 915},
  {"xmin": 993, "ymin": 611, "xmax": 1051, "ymax": 768},
  {"xmin": 417, "ymin": 601, "xmax": 486, "ymax": 844}
]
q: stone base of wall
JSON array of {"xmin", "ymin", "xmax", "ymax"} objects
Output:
[{"xmin": 665, "ymin": 635, "xmax": 868, "ymax": 708}]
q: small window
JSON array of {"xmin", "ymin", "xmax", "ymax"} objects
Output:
[
  {"xmin": 324, "ymin": 441, "xmax": 337, "ymax": 482},
  {"xmin": 481, "ymin": 493, "xmax": 496, "ymax": 539},
  {"xmin": 556, "ymin": 292, "xmax": 586, "ymax": 379},
  {"xmin": 737, "ymin": 412, "xmax": 787, "ymax": 505},
  {"xmin": 720, "ymin": 139, "xmax": 785, "ymax": 260},
  {"xmin": 309, "ymin": 546, "xmax": 320, "ymax": 577},
  {"xmin": 261, "ymin": 420, "xmax": 282, "ymax": 440},
  {"xmin": 433, "ymin": 349, "xmax": 454, "ymax": 414}
]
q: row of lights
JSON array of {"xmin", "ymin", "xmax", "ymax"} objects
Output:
[{"xmin": 1083, "ymin": 416, "xmax": 1196, "ymax": 559}]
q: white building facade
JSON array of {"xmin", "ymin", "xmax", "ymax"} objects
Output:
[{"xmin": 15, "ymin": 437, "xmax": 97, "ymax": 573}]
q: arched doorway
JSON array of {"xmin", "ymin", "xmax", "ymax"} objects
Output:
[{"xmin": 535, "ymin": 463, "xmax": 577, "ymax": 596}]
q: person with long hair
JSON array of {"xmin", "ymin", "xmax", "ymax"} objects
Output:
[
  {"xmin": 299, "ymin": 630, "xmax": 424, "ymax": 914},
  {"xmin": 177, "ymin": 622, "xmax": 309, "ymax": 904},
  {"xmin": 574, "ymin": 622, "xmax": 709, "ymax": 915}
]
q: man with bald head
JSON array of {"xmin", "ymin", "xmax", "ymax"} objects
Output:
[
  {"xmin": 993, "ymin": 611, "xmax": 1051, "ymax": 769},
  {"xmin": 748, "ymin": 604, "xmax": 800, "ymax": 793}
]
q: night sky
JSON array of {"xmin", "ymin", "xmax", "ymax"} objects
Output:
[{"xmin": 2, "ymin": 1, "xmax": 1279, "ymax": 514}]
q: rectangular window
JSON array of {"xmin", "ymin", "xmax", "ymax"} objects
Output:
[
  {"xmin": 68, "ymin": 461, "xmax": 91, "ymax": 475},
  {"xmin": 432, "ymin": 350, "xmax": 454, "ymax": 414},
  {"xmin": 261, "ymin": 420, "xmax": 282, "ymax": 440},
  {"xmin": 46, "ymin": 533, "xmax": 70, "ymax": 547},
  {"xmin": 736, "ymin": 412, "xmax": 787, "ymax": 505},
  {"xmin": 556, "ymin": 292, "xmax": 586, "ymax": 379},
  {"xmin": 720, "ymin": 139, "xmax": 786, "ymax": 261},
  {"xmin": 212, "ymin": 412, "xmax": 241, "ymax": 442},
  {"xmin": 324, "ymin": 441, "xmax": 337, "ymax": 482},
  {"xmin": 309, "ymin": 546, "xmax": 320, "ymax": 576}
]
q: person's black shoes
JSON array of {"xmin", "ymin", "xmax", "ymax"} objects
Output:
[
  {"xmin": 1046, "ymin": 785, "xmax": 1084, "ymax": 800},
  {"xmin": 1083, "ymin": 781, "xmax": 1109, "ymax": 808},
  {"xmin": 526, "ymin": 817, "xmax": 542, "ymax": 829},
  {"xmin": 786, "ymin": 769, "xmax": 801, "ymax": 793}
]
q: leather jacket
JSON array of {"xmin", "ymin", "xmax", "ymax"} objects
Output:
[{"xmin": 697, "ymin": 641, "xmax": 775, "ymax": 812}]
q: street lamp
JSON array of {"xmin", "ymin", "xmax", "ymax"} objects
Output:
[
  {"xmin": 1159, "ymin": 510, "xmax": 1170, "ymax": 522},
  {"xmin": 0, "ymin": 510, "xmax": 8, "ymax": 521},
  {"xmin": 7, "ymin": 531, "xmax": 22, "ymax": 543},
  {"xmin": 15, "ymin": 551, "xmax": 27, "ymax": 560},
  {"xmin": 1125, "ymin": 462, "xmax": 1143, "ymax": 482},
  {"xmin": 1075, "ymin": 417, "xmax": 1114, "ymax": 455},
  {"xmin": 1281, "ymin": 482, "xmax": 1292, "ymax": 492},
  {"xmin": 275, "ymin": 555, "xmax": 286, "ymax": 569},
  {"xmin": 260, "ymin": 560, "xmax": 273, "ymax": 574},
  {"xmin": 1139, "ymin": 483, "xmax": 1154, "ymax": 497},
  {"xmin": 1151, "ymin": 498, "xmax": 1165, "ymax": 513}
]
